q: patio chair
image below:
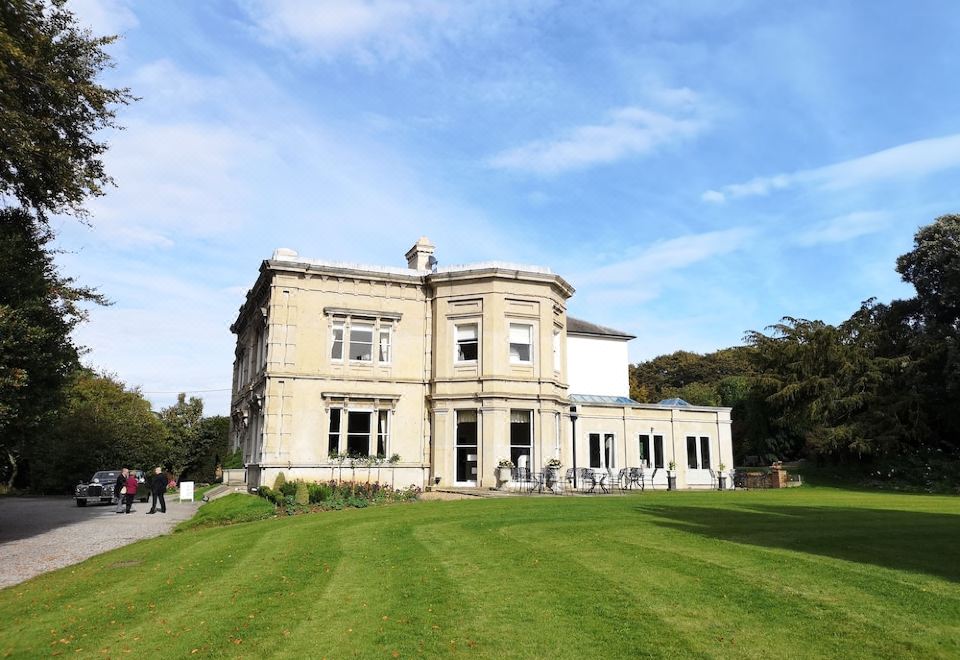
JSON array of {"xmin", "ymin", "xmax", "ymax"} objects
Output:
[{"xmin": 627, "ymin": 467, "xmax": 644, "ymax": 491}]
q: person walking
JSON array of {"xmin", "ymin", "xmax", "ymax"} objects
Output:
[
  {"xmin": 114, "ymin": 468, "xmax": 129, "ymax": 514},
  {"xmin": 123, "ymin": 471, "xmax": 138, "ymax": 513},
  {"xmin": 146, "ymin": 467, "xmax": 167, "ymax": 514}
]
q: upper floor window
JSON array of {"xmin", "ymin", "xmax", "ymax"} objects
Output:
[
  {"xmin": 455, "ymin": 323, "xmax": 479, "ymax": 362},
  {"xmin": 378, "ymin": 326, "xmax": 392, "ymax": 363},
  {"xmin": 349, "ymin": 323, "xmax": 374, "ymax": 361},
  {"xmin": 326, "ymin": 308, "xmax": 400, "ymax": 366},
  {"xmin": 509, "ymin": 323, "xmax": 533, "ymax": 364},
  {"xmin": 552, "ymin": 328, "xmax": 561, "ymax": 372},
  {"xmin": 330, "ymin": 322, "xmax": 344, "ymax": 360}
]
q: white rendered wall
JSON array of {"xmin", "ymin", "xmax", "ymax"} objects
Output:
[{"xmin": 567, "ymin": 335, "xmax": 630, "ymax": 397}]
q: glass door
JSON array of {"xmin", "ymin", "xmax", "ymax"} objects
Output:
[{"xmin": 455, "ymin": 410, "xmax": 478, "ymax": 484}]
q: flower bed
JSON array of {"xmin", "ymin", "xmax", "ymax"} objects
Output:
[{"xmin": 256, "ymin": 480, "xmax": 421, "ymax": 514}]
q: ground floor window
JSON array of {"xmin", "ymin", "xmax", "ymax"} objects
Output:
[
  {"xmin": 686, "ymin": 436, "xmax": 711, "ymax": 469},
  {"xmin": 653, "ymin": 435, "xmax": 664, "ymax": 468},
  {"xmin": 640, "ymin": 434, "xmax": 664, "ymax": 469},
  {"xmin": 510, "ymin": 410, "xmax": 532, "ymax": 468},
  {"xmin": 456, "ymin": 410, "xmax": 478, "ymax": 483},
  {"xmin": 328, "ymin": 408, "xmax": 391, "ymax": 457},
  {"xmin": 589, "ymin": 432, "xmax": 616, "ymax": 469}
]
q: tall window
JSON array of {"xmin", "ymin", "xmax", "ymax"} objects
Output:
[
  {"xmin": 347, "ymin": 411, "xmax": 372, "ymax": 454},
  {"xmin": 455, "ymin": 323, "xmax": 478, "ymax": 362},
  {"xmin": 653, "ymin": 435, "xmax": 664, "ymax": 469},
  {"xmin": 376, "ymin": 410, "xmax": 389, "ymax": 456},
  {"xmin": 552, "ymin": 328, "xmax": 561, "ymax": 372},
  {"xmin": 330, "ymin": 322, "xmax": 344, "ymax": 360},
  {"xmin": 510, "ymin": 410, "xmax": 532, "ymax": 467},
  {"xmin": 686, "ymin": 436, "xmax": 712, "ymax": 469},
  {"xmin": 638, "ymin": 435, "xmax": 651, "ymax": 468},
  {"xmin": 456, "ymin": 410, "xmax": 478, "ymax": 483},
  {"xmin": 328, "ymin": 408, "xmax": 341, "ymax": 456},
  {"xmin": 509, "ymin": 323, "xmax": 533, "ymax": 364},
  {"xmin": 349, "ymin": 323, "xmax": 373, "ymax": 361},
  {"xmin": 378, "ymin": 326, "xmax": 392, "ymax": 363},
  {"xmin": 589, "ymin": 433, "xmax": 616, "ymax": 469}
]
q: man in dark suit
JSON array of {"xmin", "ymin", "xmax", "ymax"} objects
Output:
[{"xmin": 146, "ymin": 466, "xmax": 167, "ymax": 514}]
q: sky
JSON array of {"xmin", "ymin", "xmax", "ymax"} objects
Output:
[{"xmin": 54, "ymin": 0, "xmax": 960, "ymax": 416}]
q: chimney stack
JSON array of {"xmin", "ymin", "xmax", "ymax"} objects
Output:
[{"xmin": 405, "ymin": 236, "xmax": 436, "ymax": 271}]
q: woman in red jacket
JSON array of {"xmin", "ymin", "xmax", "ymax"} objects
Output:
[{"xmin": 123, "ymin": 473, "xmax": 138, "ymax": 513}]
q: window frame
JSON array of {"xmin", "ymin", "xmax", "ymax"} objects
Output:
[
  {"xmin": 509, "ymin": 409, "xmax": 533, "ymax": 469},
  {"xmin": 454, "ymin": 322, "xmax": 479, "ymax": 363},
  {"xmin": 509, "ymin": 322, "xmax": 534, "ymax": 365}
]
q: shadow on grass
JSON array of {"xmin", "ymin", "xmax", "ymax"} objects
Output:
[{"xmin": 638, "ymin": 503, "xmax": 960, "ymax": 582}]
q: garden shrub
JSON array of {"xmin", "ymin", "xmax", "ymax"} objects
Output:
[
  {"xmin": 294, "ymin": 481, "xmax": 309, "ymax": 505},
  {"xmin": 273, "ymin": 472, "xmax": 286, "ymax": 491}
]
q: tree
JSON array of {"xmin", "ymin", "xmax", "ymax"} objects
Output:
[
  {"xmin": 1, "ymin": 0, "xmax": 133, "ymax": 221},
  {"xmin": 29, "ymin": 369, "xmax": 169, "ymax": 493},
  {"xmin": 896, "ymin": 215, "xmax": 960, "ymax": 328},
  {"xmin": 0, "ymin": 209, "xmax": 106, "ymax": 487},
  {"xmin": 159, "ymin": 394, "xmax": 204, "ymax": 480},
  {"xmin": 188, "ymin": 416, "xmax": 230, "ymax": 483}
]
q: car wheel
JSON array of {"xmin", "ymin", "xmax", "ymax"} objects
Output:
[{"xmin": 76, "ymin": 499, "xmax": 87, "ymax": 507}]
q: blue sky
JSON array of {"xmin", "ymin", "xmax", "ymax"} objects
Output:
[{"xmin": 56, "ymin": 0, "xmax": 960, "ymax": 415}]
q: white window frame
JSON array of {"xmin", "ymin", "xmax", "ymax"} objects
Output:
[
  {"xmin": 330, "ymin": 321, "xmax": 345, "ymax": 361},
  {"xmin": 509, "ymin": 409, "xmax": 533, "ymax": 469},
  {"xmin": 455, "ymin": 322, "xmax": 479, "ymax": 363},
  {"xmin": 378, "ymin": 325, "xmax": 392, "ymax": 364},
  {"xmin": 686, "ymin": 435, "xmax": 712, "ymax": 469},
  {"xmin": 348, "ymin": 322, "xmax": 374, "ymax": 362},
  {"xmin": 552, "ymin": 328, "xmax": 561, "ymax": 373},
  {"xmin": 588, "ymin": 432, "xmax": 616, "ymax": 469},
  {"xmin": 509, "ymin": 323, "xmax": 533, "ymax": 365}
]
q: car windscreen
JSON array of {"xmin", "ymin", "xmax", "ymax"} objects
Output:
[{"xmin": 92, "ymin": 471, "xmax": 119, "ymax": 482}]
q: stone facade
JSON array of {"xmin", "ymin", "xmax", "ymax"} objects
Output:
[{"xmin": 230, "ymin": 238, "xmax": 733, "ymax": 490}]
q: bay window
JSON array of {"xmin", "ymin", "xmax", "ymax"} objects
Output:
[
  {"xmin": 509, "ymin": 323, "xmax": 533, "ymax": 364},
  {"xmin": 455, "ymin": 323, "xmax": 479, "ymax": 362}
]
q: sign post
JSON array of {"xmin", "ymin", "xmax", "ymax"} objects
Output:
[{"xmin": 179, "ymin": 481, "xmax": 194, "ymax": 502}]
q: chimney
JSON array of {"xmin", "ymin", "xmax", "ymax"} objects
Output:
[{"xmin": 405, "ymin": 236, "xmax": 436, "ymax": 271}]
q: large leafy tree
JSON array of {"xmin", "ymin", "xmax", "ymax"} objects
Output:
[
  {"xmin": 159, "ymin": 394, "xmax": 205, "ymax": 480},
  {"xmin": 29, "ymin": 369, "xmax": 169, "ymax": 493},
  {"xmin": 0, "ymin": 209, "xmax": 105, "ymax": 487},
  {"xmin": 0, "ymin": 1, "xmax": 128, "ymax": 488},
  {"xmin": 1, "ymin": 0, "xmax": 132, "ymax": 221}
]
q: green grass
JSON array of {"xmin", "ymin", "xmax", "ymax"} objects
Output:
[
  {"xmin": 1, "ymin": 488, "xmax": 958, "ymax": 658},
  {"xmin": 175, "ymin": 493, "xmax": 276, "ymax": 531}
]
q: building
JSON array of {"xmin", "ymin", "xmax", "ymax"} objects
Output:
[{"xmin": 229, "ymin": 237, "xmax": 733, "ymax": 490}]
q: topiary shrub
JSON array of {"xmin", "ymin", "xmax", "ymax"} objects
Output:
[
  {"xmin": 273, "ymin": 472, "xmax": 286, "ymax": 491},
  {"xmin": 294, "ymin": 481, "xmax": 309, "ymax": 506}
]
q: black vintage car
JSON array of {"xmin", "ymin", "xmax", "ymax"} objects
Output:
[{"xmin": 75, "ymin": 470, "xmax": 149, "ymax": 507}]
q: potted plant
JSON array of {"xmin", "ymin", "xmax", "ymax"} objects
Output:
[
  {"xmin": 545, "ymin": 458, "xmax": 562, "ymax": 490},
  {"xmin": 717, "ymin": 462, "xmax": 727, "ymax": 490},
  {"xmin": 496, "ymin": 459, "xmax": 514, "ymax": 489},
  {"xmin": 667, "ymin": 460, "xmax": 677, "ymax": 491}
]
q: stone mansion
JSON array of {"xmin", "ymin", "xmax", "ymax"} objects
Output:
[{"xmin": 229, "ymin": 237, "xmax": 733, "ymax": 490}]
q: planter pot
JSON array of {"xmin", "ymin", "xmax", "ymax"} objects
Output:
[
  {"xmin": 718, "ymin": 475, "xmax": 727, "ymax": 491},
  {"xmin": 496, "ymin": 467, "xmax": 512, "ymax": 490},
  {"xmin": 667, "ymin": 473, "xmax": 677, "ymax": 491},
  {"xmin": 545, "ymin": 468, "xmax": 559, "ymax": 486}
]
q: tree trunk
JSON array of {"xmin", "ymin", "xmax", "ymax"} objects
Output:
[{"xmin": 6, "ymin": 449, "xmax": 18, "ymax": 490}]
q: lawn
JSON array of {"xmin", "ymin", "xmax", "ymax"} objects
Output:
[{"xmin": 1, "ymin": 488, "xmax": 958, "ymax": 658}]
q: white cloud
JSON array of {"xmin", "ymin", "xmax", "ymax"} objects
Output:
[
  {"xmin": 793, "ymin": 211, "xmax": 890, "ymax": 247},
  {"xmin": 572, "ymin": 227, "xmax": 756, "ymax": 287},
  {"xmin": 488, "ymin": 106, "xmax": 705, "ymax": 175},
  {"xmin": 239, "ymin": 0, "xmax": 549, "ymax": 63},
  {"xmin": 68, "ymin": 0, "xmax": 139, "ymax": 34},
  {"xmin": 704, "ymin": 133, "xmax": 960, "ymax": 203}
]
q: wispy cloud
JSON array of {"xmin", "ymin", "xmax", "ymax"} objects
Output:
[
  {"xmin": 68, "ymin": 0, "xmax": 139, "ymax": 35},
  {"xmin": 239, "ymin": 0, "xmax": 549, "ymax": 64},
  {"xmin": 793, "ymin": 211, "xmax": 891, "ymax": 247},
  {"xmin": 703, "ymin": 133, "xmax": 960, "ymax": 203},
  {"xmin": 573, "ymin": 227, "xmax": 756, "ymax": 287},
  {"xmin": 488, "ymin": 106, "xmax": 705, "ymax": 175}
]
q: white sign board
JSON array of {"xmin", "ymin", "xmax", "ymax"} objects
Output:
[{"xmin": 179, "ymin": 481, "xmax": 194, "ymax": 501}]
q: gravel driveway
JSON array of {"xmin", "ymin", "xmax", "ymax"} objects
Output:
[{"xmin": 0, "ymin": 496, "xmax": 199, "ymax": 589}]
